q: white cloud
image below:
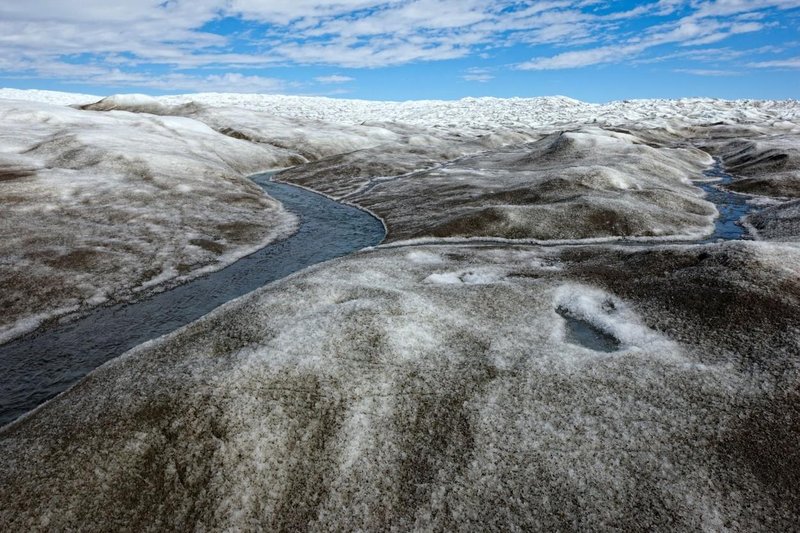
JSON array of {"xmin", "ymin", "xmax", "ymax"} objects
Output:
[
  {"xmin": 748, "ymin": 56, "xmax": 800, "ymax": 68},
  {"xmin": 274, "ymin": 38, "xmax": 468, "ymax": 68},
  {"xmin": 314, "ymin": 74, "xmax": 355, "ymax": 83},
  {"xmin": 89, "ymin": 71, "xmax": 290, "ymax": 93},
  {"xmin": 693, "ymin": 0, "xmax": 800, "ymax": 18},
  {"xmin": 517, "ymin": 2, "xmax": 786, "ymax": 71},
  {"xmin": 674, "ymin": 68, "xmax": 741, "ymax": 76},
  {"xmin": 0, "ymin": 0, "xmax": 796, "ymax": 90},
  {"xmin": 518, "ymin": 44, "xmax": 644, "ymax": 70},
  {"xmin": 462, "ymin": 67, "xmax": 494, "ymax": 82}
]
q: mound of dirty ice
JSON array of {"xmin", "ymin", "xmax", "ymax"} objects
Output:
[
  {"xmin": 276, "ymin": 122, "xmax": 539, "ymax": 198},
  {"xmin": 80, "ymin": 93, "xmax": 173, "ymax": 115},
  {"xmin": 283, "ymin": 127, "xmax": 717, "ymax": 242},
  {"xmin": 83, "ymin": 95, "xmax": 404, "ymax": 163},
  {"xmin": 0, "ymin": 99, "xmax": 298, "ymax": 343},
  {"xmin": 180, "ymin": 106, "xmax": 402, "ymax": 163},
  {"xmin": 745, "ymin": 199, "xmax": 800, "ymax": 241},
  {"xmin": 2, "ymin": 240, "xmax": 799, "ymax": 530},
  {"xmin": 709, "ymin": 135, "xmax": 800, "ymax": 198}
]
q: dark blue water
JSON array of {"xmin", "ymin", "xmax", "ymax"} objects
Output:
[{"xmin": 0, "ymin": 173, "xmax": 386, "ymax": 426}]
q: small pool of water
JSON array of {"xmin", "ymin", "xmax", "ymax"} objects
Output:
[
  {"xmin": 0, "ymin": 174, "xmax": 386, "ymax": 427},
  {"xmin": 556, "ymin": 307, "xmax": 621, "ymax": 353}
]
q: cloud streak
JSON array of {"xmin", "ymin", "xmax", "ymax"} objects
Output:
[
  {"xmin": 515, "ymin": 2, "xmax": 794, "ymax": 70},
  {"xmin": 315, "ymin": 75, "xmax": 355, "ymax": 84}
]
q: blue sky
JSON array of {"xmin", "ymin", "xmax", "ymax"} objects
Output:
[{"xmin": 0, "ymin": 0, "xmax": 798, "ymax": 102}]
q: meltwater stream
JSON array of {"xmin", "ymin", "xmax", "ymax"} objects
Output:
[
  {"xmin": 0, "ymin": 160, "xmax": 757, "ymax": 425},
  {"xmin": 0, "ymin": 173, "xmax": 386, "ymax": 426},
  {"xmin": 697, "ymin": 159, "xmax": 755, "ymax": 242}
]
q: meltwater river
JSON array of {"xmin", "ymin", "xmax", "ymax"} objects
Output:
[{"xmin": 0, "ymin": 173, "xmax": 386, "ymax": 426}]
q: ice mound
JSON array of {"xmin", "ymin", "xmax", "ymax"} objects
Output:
[
  {"xmin": 2, "ymin": 242, "xmax": 799, "ymax": 530},
  {"xmin": 81, "ymin": 93, "xmax": 167, "ymax": 114},
  {"xmin": 745, "ymin": 199, "xmax": 800, "ymax": 241},
  {"xmin": 79, "ymin": 96, "xmax": 406, "ymax": 166},
  {"xmin": 331, "ymin": 128, "xmax": 717, "ymax": 242},
  {"xmin": 424, "ymin": 268, "xmax": 507, "ymax": 285},
  {"xmin": 404, "ymin": 250, "xmax": 445, "ymax": 264},
  {"xmin": 182, "ymin": 106, "xmax": 401, "ymax": 162},
  {"xmin": 0, "ymin": 99, "xmax": 299, "ymax": 343},
  {"xmin": 274, "ymin": 122, "xmax": 538, "ymax": 199}
]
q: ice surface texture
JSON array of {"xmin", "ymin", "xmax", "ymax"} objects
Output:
[
  {"xmin": 2, "ymin": 243, "xmax": 799, "ymax": 530},
  {"xmin": 156, "ymin": 92, "xmax": 800, "ymax": 133},
  {"xmin": 2, "ymin": 89, "xmax": 800, "ymax": 530}
]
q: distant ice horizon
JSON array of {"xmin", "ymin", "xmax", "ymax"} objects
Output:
[{"xmin": 1, "ymin": 87, "xmax": 798, "ymax": 109}]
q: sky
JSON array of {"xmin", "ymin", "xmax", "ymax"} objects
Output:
[{"xmin": 0, "ymin": 0, "xmax": 799, "ymax": 102}]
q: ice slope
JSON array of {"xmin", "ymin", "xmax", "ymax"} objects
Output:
[
  {"xmin": 0, "ymin": 99, "xmax": 299, "ymax": 343},
  {"xmin": 187, "ymin": 107, "xmax": 400, "ymax": 162},
  {"xmin": 0, "ymin": 88, "xmax": 100, "ymax": 106},
  {"xmin": 76, "ymin": 93, "xmax": 172, "ymax": 115},
  {"xmin": 82, "ymin": 95, "xmax": 404, "ymax": 163},
  {"xmin": 2, "ymin": 241, "xmax": 799, "ymax": 530},
  {"xmin": 745, "ymin": 200, "xmax": 800, "ymax": 241},
  {"xmin": 276, "ymin": 122, "xmax": 539, "ymax": 199}
]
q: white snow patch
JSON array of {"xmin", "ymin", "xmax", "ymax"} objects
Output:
[
  {"xmin": 424, "ymin": 268, "xmax": 507, "ymax": 285},
  {"xmin": 405, "ymin": 250, "xmax": 445, "ymax": 264},
  {"xmin": 552, "ymin": 283, "xmax": 678, "ymax": 354}
]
